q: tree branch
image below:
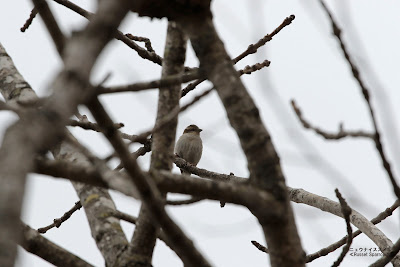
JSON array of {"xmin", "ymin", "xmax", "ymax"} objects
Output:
[
  {"xmin": 87, "ymin": 97, "xmax": 211, "ymax": 266},
  {"xmin": 37, "ymin": 200, "xmax": 82, "ymax": 234},
  {"xmin": 177, "ymin": 11, "xmax": 304, "ymax": 266},
  {"xmin": 331, "ymin": 189, "xmax": 353, "ymax": 267},
  {"xmin": 32, "ymin": 0, "xmax": 65, "ymax": 55},
  {"xmin": 20, "ymin": 222, "xmax": 94, "ymax": 267},
  {"xmin": 370, "ymin": 238, "xmax": 400, "ymax": 267},
  {"xmin": 51, "ymin": 0, "xmax": 163, "ymax": 65},
  {"xmin": 289, "ymin": 187, "xmax": 400, "ymax": 265},
  {"xmin": 233, "ymin": 14, "xmax": 295, "ymax": 64},
  {"xmin": 130, "ymin": 21, "xmax": 188, "ymax": 266},
  {"xmin": 20, "ymin": 7, "xmax": 38, "ymax": 32},
  {"xmin": 291, "ymin": 100, "xmax": 374, "ymax": 140},
  {"xmin": 0, "ymin": 1, "xmax": 130, "ymax": 264},
  {"xmin": 319, "ymin": 0, "xmax": 400, "ymax": 200}
]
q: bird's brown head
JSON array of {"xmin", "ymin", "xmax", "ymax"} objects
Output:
[{"xmin": 183, "ymin": 124, "xmax": 202, "ymax": 134}]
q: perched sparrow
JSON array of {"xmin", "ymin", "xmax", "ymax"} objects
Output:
[{"xmin": 175, "ymin": 124, "xmax": 203, "ymax": 175}]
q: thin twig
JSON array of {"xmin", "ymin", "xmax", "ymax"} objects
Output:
[
  {"xmin": 102, "ymin": 58, "xmax": 270, "ymax": 96},
  {"xmin": 114, "ymin": 139, "xmax": 152, "ymax": 171},
  {"xmin": 72, "ymin": 112, "xmax": 142, "ymax": 143},
  {"xmin": 125, "ymin": 33, "xmax": 155, "ymax": 53},
  {"xmin": 181, "ymin": 58, "xmax": 271, "ymax": 97},
  {"xmin": 319, "ymin": 0, "xmax": 400, "ymax": 200},
  {"xmin": 166, "ymin": 197, "xmax": 204, "ymax": 206},
  {"xmin": 132, "ymin": 87, "xmax": 214, "ymax": 143},
  {"xmin": 370, "ymin": 238, "xmax": 400, "ymax": 267},
  {"xmin": 174, "ymin": 156, "xmax": 245, "ymax": 183},
  {"xmin": 87, "ymin": 97, "xmax": 211, "ymax": 266},
  {"xmin": 306, "ymin": 200, "xmax": 400, "ymax": 262},
  {"xmin": 110, "ymin": 210, "xmax": 137, "ymax": 224},
  {"xmin": 183, "ymin": 13, "xmax": 293, "ymax": 98},
  {"xmin": 99, "ymin": 70, "xmax": 201, "ymax": 94},
  {"xmin": 21, "ymin": 7, "xmax": 38, "ymax": 32},
  {"xmin": 51, "ymin": 0, "xmax": 163, "ymax": 65},
  {"xmin": 32, "ymin": 0, "xmax": 65, "ymax": 55},
  {"xmin": 238, "ymin": 60, "xmax": 271, "ymax": 76},
  {"xmin": 38, "ymin": 201, "xmax": 82, "ymax": 233},
  {"xmin": 332, "ymin": 189, "xmax": 353, "ymax": 267},
  {"xmin": 68, "ymin": 119, "xmax": 124, "ymax": 132},
  {"xmin": 110, "ymin": 210, "xmax": 172, "ymax": 249},
  {"xmin": 132, "ymin": 59, "xmax": 271, "ymax": 141},
  {"xmin": 181, "ymin": 78, "xmax": 204, "ymax": 98},
  {"xmin": 291, "ymin": 100, "xmax": 374, "ymax": 140},
  {"xmin": 251, "ymin": 240, "xmax": 269, "ymax": 253},
  {"xmin": 233, "ymin": 15, "xmax": 295, "ymax": 64}
]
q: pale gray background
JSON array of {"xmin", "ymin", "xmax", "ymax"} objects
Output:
[{"xmin": 1, "ymin": 0, "xmax": 399, "ymax": 266}]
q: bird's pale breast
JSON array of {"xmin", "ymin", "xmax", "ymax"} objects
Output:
[{"xmin": 175, "ymin": 133, "xmax": 203, "ymax": 165}]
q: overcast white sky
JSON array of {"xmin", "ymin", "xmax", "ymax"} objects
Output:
[{"xmin": 1, "ymin": 1, "xmax": 400, "ymax": 266}]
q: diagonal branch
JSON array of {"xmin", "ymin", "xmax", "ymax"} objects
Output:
[
  {"xmin": 0, "ymin": 1, "xmax": 130, "ymax": 265},
  {"xmin": 34, "ymin": 157, "xmax": 279, "ymax": 211},
  {"xmin": 332, "ymin": 189, "xmax": 353, "ymax": 267},
  {"xmin": 233, "ymin": 14, "xmax": 295, "ymax": 64},
  {"xmin": 38, "ymin": 200, "xmax": 82, "ymax": 234},
  {"xmin": 32, "ymin": 0, "xmax": 65, "ymax": 55},
  {"xmin": 291, "ymin": 100, "xmax": 374, "ymax": 140},
  {"xmin": 21, "ymin": 7, "xmax": 38, "ymax": 32},
  {"xmin": 370, "ymin": 238, "xmax": 400, "ymax": 267},
  {"xmin": 319, "ymin": 0, "xmax": 400, "ymax": 200},
  {"xmin": 51, "ymin": 0, "xmax": 163, "ymax": 65},
  {"xmin": 20, "ymin": 223, "xmax": 94, "ymax": 267},
  {"xmin": 177, "ymin": 11, "xmax": 305, "ymax": 266},
  {"xmin": 130, "ymin": 21, "xmax": 187, "ymax": 266},
  {"xmin": 87, "ymin": 97, "xmax": 211, "ymax": 266},
  {"xmin": 289, "ymin": 187, "xmax": 400, "ymax": 265},
  {"xmin": 306, "ymin": 200, "xmax": 399, "ymax": 263}
]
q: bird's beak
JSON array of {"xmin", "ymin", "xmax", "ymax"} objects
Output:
[{"xmin": 198, "ymin": 129, "xmax": 203, "ymax": 132}]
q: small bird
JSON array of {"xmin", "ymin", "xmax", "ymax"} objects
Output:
[{"xmin": 175, "ymin": 124, "xmax": 203, "ymax": 175}]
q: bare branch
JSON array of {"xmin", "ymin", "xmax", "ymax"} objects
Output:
[
  {"xmin": 331, "ymin": 189, "xmax": 353, "ymax": 267},
  {"xmin": 174, "ymin": 156, "xmax": 244, "ymax": 182},
  {"xmin": 0, "ymin": 1, "xmax": 130, "ymax": 264},
  {"xmin": 20, "ymin": 223, "xmax": 94, "ymax": 267},
  {"xmin": 306, "ymin": 200, "xmax": 399, "ymax": 263},
  {"xmin": 32, "ymin": 0, "xmax": 66, "ymax": 55},
  {"xmin": 68, "ymin": 119, "xmax": 124, "ymax": 132},
  {"xmin": 56, "ymin": 138, "xmax": 133, "ymax": 266},
  {"xmin": 289, "ymin": 187, "xmax": 400, "ymax": 265},
  {"xmin": 233, "ymin": 14, "xmax": 295, "ymax": 64},
  {"xmin": 181, "ymin": 58, "xmax": 270, "ymax": 97},
  {"xmin": 87, "ymin": 97, "xmax": 212, "ymax": 266},
  {"xmin": 319, "ymin": 0, "xmax": 400, "ymax": 200},
  {"xmin": 291, "ymin": 100, "xmax": 374, "ymax": 140},
  {"xmin": 251, "ymin": 240, "xmax": 269, "ymax": 254},
  {"xmin": 114, "ymin": 139, "xmax": 152, "ymax": 171},
  {"xmin": 36, "ymin": 153, "xmax": 399, "ymax": 258},
  {"xmin": 370, "ymin": 238, "xmax": 400, "ymax": 267},
  {"xmin": 166, "ymin": 197, "xmax": 204, "ymax": 206},
  {"xmin": 130, "ymin": 21, "xmax": 188, "ymax": 266},
  {"xmin": 34, "ymin": 157, "xmax": 281, "ymax": 216},
  {"xmin": 37, "ymin": 201, "xmax": 82, "ymax": 234},
  {"xmin": 110, "ymin": 210, "xmax": 176, "ymax": 255},
  {"xmin": 98, "ymin": 70, "xmax": 201, "ymax": 94},
  {"xmin": 178, "ymin": 12, "xmax": 304, "ymax": 266},
  {"xmin": 20, "ymin": 7, "xmax": 38, "ymax": 32},
  {"xmin": 125, "ymin": 33, "xmax": 155, "ymax": 53},
  {"xmin": 239, "ymin": 60, "xmax": 271, "ymax": 76},
  {"xmin": 132, "ymin": 86, "xmax": 214, "ymax": 143},
  {"xmin": 52, "ymin": 0, "xmax": 163, "ymax": 65}
]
